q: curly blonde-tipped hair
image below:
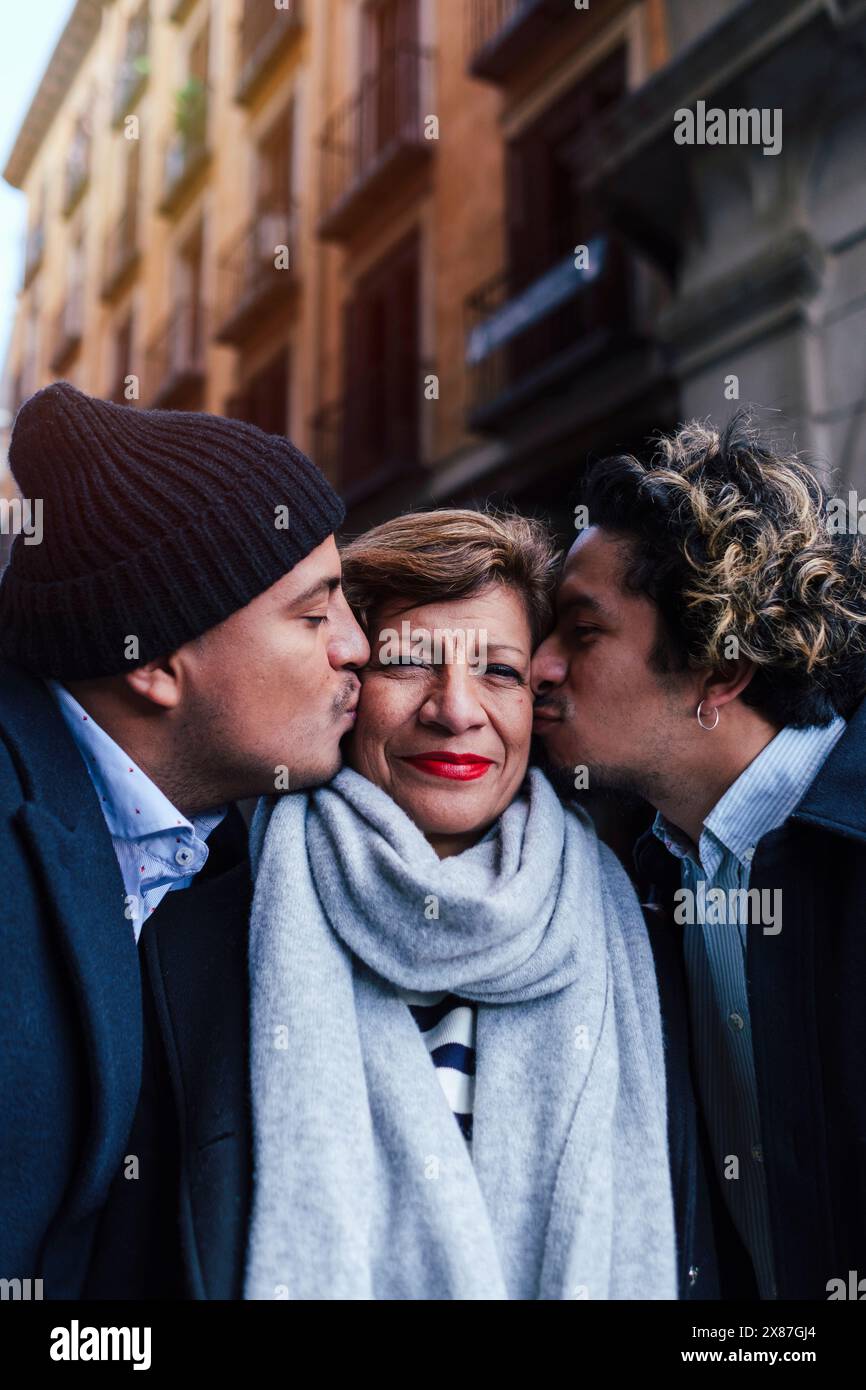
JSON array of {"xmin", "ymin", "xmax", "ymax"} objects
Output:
[
  {"xmin": 583, "ymin": 412, "xmax": 866, "ymax": 726},
  {"xmin": 339, "ymin": 506, "xmax": 561, "ymax": 651}
]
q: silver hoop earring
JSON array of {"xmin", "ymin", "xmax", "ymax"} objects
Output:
[{"xmin": 696, "ymin": 699, "xmax": 719, "ymax": 731}]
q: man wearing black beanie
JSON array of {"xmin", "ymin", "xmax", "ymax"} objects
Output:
[{"xmin": 0, "ymin": 380, "xmax": 369, "ymax": 1298}]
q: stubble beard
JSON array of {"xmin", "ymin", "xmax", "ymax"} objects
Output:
[{"xmin": 531, "ymin": 734, "xmax": 674, "ymax": 814}]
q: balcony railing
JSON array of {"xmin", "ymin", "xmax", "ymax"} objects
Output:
[
  {"xmin": 215, "ymin": 202, "xmax": 300, "ymax": 345},
  {"xmin": 101, "ymin": 206, "xmax": 140, "ymax": 300},
  {"xmin": 50, "ymin": 287, "xmax": 85, "ymax": 372},
  {"xmin": 464, "ymin": 231, "xmax": 661, "ymax": 430},
  {"xmin": 312, "ymin": 359, "xmax": 430, "ymax": 505},
  {"xmin": 236, "ymin": 0, "xmax": 304, "ymax": 105},
  {"xmin": 62, "ymin": 134, "xmax": 91, "ymax": 217},
  {"xmin": 159, "ymin": 81, "xmax": 211, "ymax": 214},
  {"xmin": 466, "ymin": 0, "xmax": 573, "ymax": 82},
  {"xmin": 23, "ymin": 223, "xmax": 45, "ymax": 288},
  {"xmin": 111, "ymin": 10, "xmax": 151, "ymax": 126},
  {"xmin": 146, "ymin": 301, "xmax": 207, "ymax": 409},
  {"xmin": 318, "ymin": 43, "xmax": 435, "ymax": 242}
]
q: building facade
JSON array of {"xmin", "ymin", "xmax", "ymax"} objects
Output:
[{"xmin": 2, "ymin": 0, "xmax": 865, "ymax": 546}]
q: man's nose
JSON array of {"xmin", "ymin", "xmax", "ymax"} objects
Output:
[
  {"xmin": 530, "ymin": 636, "xmax": 566, "ymax": 697},
  {"xmin": 329, "ymin": 593, "xmax": 371, "ymax": 670}
]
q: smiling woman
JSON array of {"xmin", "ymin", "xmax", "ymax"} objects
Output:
[
  {"xmin": 339, "ymin": 507, "xmax": 561, "ymax": 856},
  {"xmin": 240, "ymin": 504, "xmax": 679, "ymax": 1301}
]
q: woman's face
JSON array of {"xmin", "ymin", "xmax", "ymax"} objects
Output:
[{"xmin": 346, "ymin": 583, "xmax": 535, "ymax": 856}]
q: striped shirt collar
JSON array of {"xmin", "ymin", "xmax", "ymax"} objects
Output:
[
  {"xmin": 45, "ymin": 678, "xmax": 227, "ymax": 846},
  {"xmin": 653, "ymin": 716, "xmax": 847, "ymax": 874}
]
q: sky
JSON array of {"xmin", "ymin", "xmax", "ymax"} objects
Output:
[{"xmin": 0, "ymin": 0, "xmax": 76, "ymax": 400}]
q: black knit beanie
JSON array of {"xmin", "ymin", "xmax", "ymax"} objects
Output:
[{"xmin": 0, "ymin": 380, "xmax": 346, "ymax": 680}]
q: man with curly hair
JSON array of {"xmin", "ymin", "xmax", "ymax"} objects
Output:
[{"xmin": 531, "ymin": 411, "xmax": 866, "ymax": 1302}]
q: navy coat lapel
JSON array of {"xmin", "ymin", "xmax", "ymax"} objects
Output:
[
  {"xmin": 1, "ymin": 661, "xmax": 142, "ymax": 1232},
  {"xmin": 142, "ymin": 809, "xmax": 253, "ymax": 1299}
]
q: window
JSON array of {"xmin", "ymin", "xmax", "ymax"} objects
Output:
[
  {"xmin": 506, "ymin": 45, "xmax": 627, "ymax": 288},
  {"xmin": 342, "ymin": 229, "xmax": 421, "ymax": 487},
  {"xmin": 228, "ymin": 346, "xmax": 290, "ymax": 435},
  {"xmin": 361, "ymin": 0, "xmax": 419, "ymax": 159}
]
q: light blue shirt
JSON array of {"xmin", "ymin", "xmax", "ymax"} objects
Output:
[
  {"xmin": 46, "ymin": 679, "xmax": 227, "ymax": 945},
  {"xmin": 652, "ymin": 716, "xmax": 846, "ymax": 1299}
]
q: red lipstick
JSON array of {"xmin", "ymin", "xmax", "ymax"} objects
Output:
[{"xmin": 400, "ymin": 751, "xmax": 494, "ymax": 781}]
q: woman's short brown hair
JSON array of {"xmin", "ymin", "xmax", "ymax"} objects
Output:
[{"xmin": 339, "ymin": 507, "xmax": 561, "ymax": 651}]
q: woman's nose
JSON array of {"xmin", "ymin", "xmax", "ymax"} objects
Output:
[{"xmin": 419, "ymin": 667, "xmax": 486, "ymax": 732}]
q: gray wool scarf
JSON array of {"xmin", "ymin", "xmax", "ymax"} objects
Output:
[{"xmin": 243, "ymin": 765, "xmax": 677, "ymax": 1300}]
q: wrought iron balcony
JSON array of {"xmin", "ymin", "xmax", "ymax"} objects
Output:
[
  {"xmin": 464, "ymin": 231, "xmax": 662, "ymax": 430},
  {"xmin": 215, "ymin": 202, "xmax": 300, "ymax": 345},
  {"xmin": 62, "ymin": 134, "xmax": 90, "ymax": 217},
  {"xmin": 466, "ymin": 0, "xmax": 574, "ymax": 83},
  {"xmin": 235, "ymin": 0, "xmax": 304, "ymax": 105},
  {"xmin": 111, "ymin": 8, "xmax": 151, "ymax": 127},
  {"xmin": 318, "ymin": 43, "xmax": 435, "ymax": 242},
  {"xmin": 159, "ymin": 81, "xmax": 211, "ymax": 214},
  {"xmin": 50, "ymin": 288, "xmax": 84, "ymax": 373},
  {"xmin": 146, "ymin": 301, "xmax": 207, "ymax": 409},
  {"xmin": 101, "ymin": 206, "xmax": 140, "ymax": 301},
  {"xmin": 23, "ymin": 223, "xmax": 45, "ymax": 289}
]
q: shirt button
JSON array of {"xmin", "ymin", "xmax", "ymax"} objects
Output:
[
  {"xmin": 743, "ymin": 846, "xmax": 755, "ymax": 863},
  {"xmin": 751, "ymin": 1144, "xmax": 763, "ymax": 1163},
  {"xmin": 728, "ymin": 1011, "xmax": 745, "ymax": 1031},
  {"xmin": 688, "ymin": 1265, "xmax": 699, "ymax": 1286},
  {"xmin": 175, "ymin": 847, "xmax": 194, "ymax": 867}
]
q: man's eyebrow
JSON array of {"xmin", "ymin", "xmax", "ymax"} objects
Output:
[
  {"xmin": 557, "ymin": 590, "xmax": 607, "ymax": 618},
  {"xmin": 287, "ymin": 577, "xmax": 342, "ymax": 608}
]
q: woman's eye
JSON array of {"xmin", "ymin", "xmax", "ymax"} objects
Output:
[
  {"xmin": 376, "ymin": 656, "xmax": 429, "ymax": 670},
  {"xmin": 305, "ymin": 616, "xmax": 328, "ymax": 626},
  {"xmin": 370, "ymin": 655, "xmax": 428, "ymax": 673},
  {"xmin": 482, "ymin": 664, "xmax": 524, "ymax": 682}
]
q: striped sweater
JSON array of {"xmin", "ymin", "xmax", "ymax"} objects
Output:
[{"xmin": 394, "ymin": 988, "xmax": 477, "ymax": 1144}]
